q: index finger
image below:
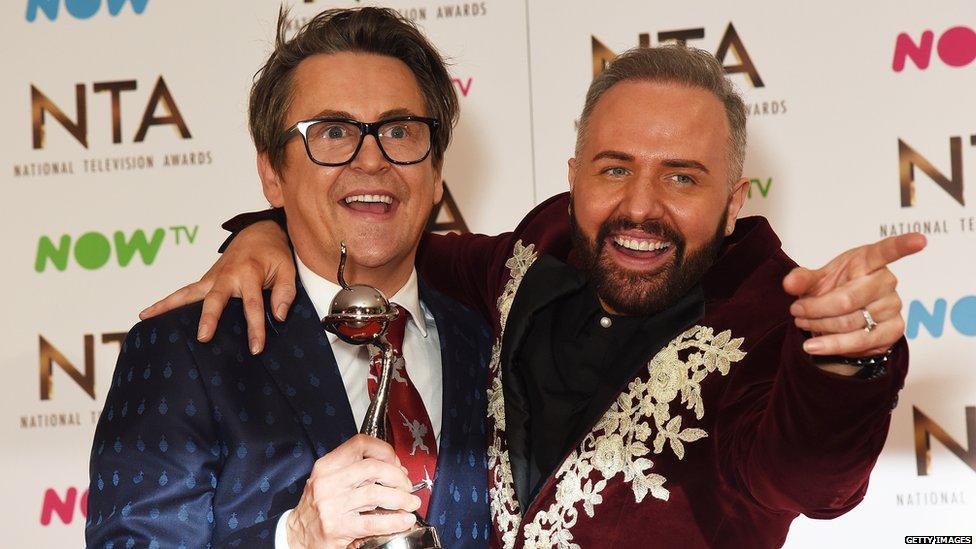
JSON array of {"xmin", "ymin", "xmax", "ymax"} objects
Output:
[
  {"xmin": 317, "ymin": 434, "xmax": 399, "ymax": 472},
  {"xmin": 861, "ymin": 233, "xmax": 926, "ymax": 273},
  {"xmin": 139, "ymin": 280, "xmax": 212, "ymax": 320}
]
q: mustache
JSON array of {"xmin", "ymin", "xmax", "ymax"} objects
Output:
[{"xmin": 595, "ymin": 218, "xmax": 685, "ymax": 249}]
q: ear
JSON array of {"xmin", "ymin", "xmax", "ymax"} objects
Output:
[
  {"xmin": 724, "ymin": 177, "xmax": 750, "ymax": 236},
  {"xmin": 257, "ymin": 152, "xmax": 285, "ymax": 207},
  {"xmin": 432, "ymin": 164, "xmax": 444, "ymax": 205},
  {"xmin": 567, "ymin": 157, "xmax": 578, "ymax": 192}
]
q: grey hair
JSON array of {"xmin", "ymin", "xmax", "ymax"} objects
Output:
[{"xmin": 576, "ymin": 45, "xmax": 747, "ymax": 182}]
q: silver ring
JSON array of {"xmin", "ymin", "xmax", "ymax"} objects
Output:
[{"xmin": 861, "ymin": 308, "xmax": 878, "ymax": 332}]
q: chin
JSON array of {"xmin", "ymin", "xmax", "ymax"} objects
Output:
[{"xmin": 346, "ymin": 243, "xmax": 406, "ymax": 268}]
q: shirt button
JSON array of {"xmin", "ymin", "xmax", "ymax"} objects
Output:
[{"xmin": 599, "ymin": 316, "xmax": 612, "ymax": 328}]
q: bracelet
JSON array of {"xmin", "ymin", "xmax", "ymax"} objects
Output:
[
  {"xmin": 830, "ymin": 348, "xmax": 893, "ymax": 368},
  {"xmin": 811, "ymin": 349, "xmax": 892, "ymax": 380}
]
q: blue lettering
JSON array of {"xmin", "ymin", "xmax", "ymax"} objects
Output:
[
  {"xmin": 107, "ymin": 0, "xmax": 148, "ymax": 15},
  {"xmin": 906, "ymin": 299, "xmax": 946, "ymax": 339},
  {"xmin": 25, "ymin": 0, "xmax": 147, "ymax": 21},
  {"xmin": 25, "ymin": 0, "xmax": 59, "ymax": 21},
  {"xmin": 64, "ymin": 0, "xmax": 99, "ymax": 19},
  {"xmin": 950, "ymin": 296, "xmax": 976, "ymax": 336}
]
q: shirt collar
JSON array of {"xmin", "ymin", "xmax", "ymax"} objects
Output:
[{"xmin": 295, "ymin": 253, "xmax": 428, "ymax": 341}]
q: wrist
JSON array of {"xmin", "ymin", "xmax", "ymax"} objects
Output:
[
  {"xmin": 810, "ymin": 349, "xmax": 892, "ymax": 379},
  {"xmin": 286, "ymin": 509, "xmax": 306, "ymax": 549}
]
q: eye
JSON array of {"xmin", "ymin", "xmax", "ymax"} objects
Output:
[
  {"xmin": 323, "ymin": 125, "xmax": 350, "ymax": 139},
  {"xmin": 601, "ymin": 166, "xmax": 630, "ymax": 178},
  {"xmin": 382, "ymin": 125, "xmax": 409, "ymax": 139},
  {"xmin": 668, "ymin": 174, "xmax": 695, "ymax": 186}
]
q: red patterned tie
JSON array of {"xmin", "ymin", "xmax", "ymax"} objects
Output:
[{"xmin": 366, "ymin": 305, "xmax": 438, "ymax": 517}]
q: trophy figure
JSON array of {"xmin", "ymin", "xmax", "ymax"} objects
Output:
[{"xmin": 321, "ymin": 243, "xmax": 442, "ymax": 549}]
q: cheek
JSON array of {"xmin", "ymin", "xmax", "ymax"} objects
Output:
[
  {"xmin": 574, "ymin": 181, "xmax": 617, "ymax": 234},
  {"xmin": 668, "ymin": 198, "xmax": 723, "ymax": 243}
]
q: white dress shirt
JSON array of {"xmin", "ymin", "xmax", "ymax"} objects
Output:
[{"xmin": 275, "ymin": 254, "xmax": 442, "ymax": 547}]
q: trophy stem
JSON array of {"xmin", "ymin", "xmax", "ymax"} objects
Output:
[{"xmin": 361, "ymin": 338, "xmax": 395, "ymax": 441}]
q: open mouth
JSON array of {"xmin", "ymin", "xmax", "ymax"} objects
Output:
[
  {"xmin": 340, "ymin": 193, "xmax": 397, "ymax": 215},
  {"xmin": 606, "ymin": 233, "xmax": 674, "ymax": 270}
]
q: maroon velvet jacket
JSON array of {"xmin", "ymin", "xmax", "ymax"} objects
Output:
[{"xmin": 415, "ymin": 192, "xmax": 907, "ymax": 548}]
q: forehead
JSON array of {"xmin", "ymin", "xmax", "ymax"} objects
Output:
[
  {"xmin": 584, "ymin": 80, "xmax": 730, "ymax": 165},
  {"xmin": 288, "ymin": 52, "xmax": 427, "ymax": 123}
]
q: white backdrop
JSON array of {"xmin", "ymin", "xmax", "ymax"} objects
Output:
[{"xmin": 2, "ymin": 0, "xmax": 973, "ymax": 547}]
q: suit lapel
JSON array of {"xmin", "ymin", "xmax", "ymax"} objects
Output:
[
  {"xmin": 420, "ymin": 279, "xmax": 485, "ymax": 523},
  {"xmin": 499, "ymin": 255, "xmax": 585, "ymax": 511},
  {"xmin": 259, "ymin": 282, "xmax": 358, "ymax": 459}
]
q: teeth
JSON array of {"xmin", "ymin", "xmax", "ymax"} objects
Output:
[
  {"xmin": 344, "ymin": 194, "xmax": 393, "ymax": 205},
  {"xmin": 612, "ymin": 236, "xmax": 670, "ymax": 252}
]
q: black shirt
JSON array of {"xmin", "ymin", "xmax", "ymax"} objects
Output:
[{"xmin": 516, "ymin": 281, "xmax": 704, "ymax": 501}]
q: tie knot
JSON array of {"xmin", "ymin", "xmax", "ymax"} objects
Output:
[{"xmin": 385, "ymin": 304, "xmax": 410, "ymax": 352}]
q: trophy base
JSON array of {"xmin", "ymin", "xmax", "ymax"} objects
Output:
[{"xmin": 357, "ymin": 524, "xmax": 441, "ymax": 549}]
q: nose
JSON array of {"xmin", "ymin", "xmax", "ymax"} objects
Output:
[
  {"xmin": 349, "ymin": 134, "xmax": 389, "ymax": 174},
  {"xmin": 618, "ymin": 178, "xmax": 664, "ymax": 222}
]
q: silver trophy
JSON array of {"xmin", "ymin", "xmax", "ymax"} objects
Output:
[{"xmin": 321, "ymin": 243, "xmax": 441, "ymax": 549}]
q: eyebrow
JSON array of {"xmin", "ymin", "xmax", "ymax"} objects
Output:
[
  {"xmin": 591, "ymin": 151, "xmax": 711, "ymax": 174},
  {"xmin": 662, "ymin": 158, "xmax": 710, "ymax": 174},
  {"xmin": 592, "ymin": 150, "xmax": 634, "ymax": 162},
  {"xmin": 309, "ymin": 107, "xmax": 420, "ymax": 120}
]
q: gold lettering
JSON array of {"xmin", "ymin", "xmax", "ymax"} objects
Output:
[
  {"xmin": 899, "ymin": 137, "xmax": 965, "ymax": 207},
  {"xmin": 913, "ymin": 406, "xmax": 976, "ymax": 476},
  {"xmin": 93, "ymin": 80, "xmax": 138, "ymax": 144},
  {"xmin": 31, "ymin": 84, "xmax": 87, "ymax": 149},
  {"xmin": 134, "ymin": 76, "xmax": 192, "ymax": 142}
]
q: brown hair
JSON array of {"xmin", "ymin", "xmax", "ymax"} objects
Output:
[
  {"xmin": 577, "ymin": 45, "xmax": 747, "ymax": 181},
  {"xmin": 249, "ymin": 7, "xmax": 458, "ymax": 172}
]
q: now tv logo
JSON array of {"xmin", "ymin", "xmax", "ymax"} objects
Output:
[
  {"xmin": 40, "ymin": 487, "xmax": 88, "ymax": 526},
  {"xmin": 892, "ymin": 25, "xmax": 976, "ymax": 72},
  {"xmin": 26, "ymin": 0, "xmax": 148, "ymax": 22}
]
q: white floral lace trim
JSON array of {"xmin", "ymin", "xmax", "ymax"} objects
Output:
[
  {"xmin": 488, "ymin": 240, "xmax": 537, "ymax": 548},
  {"xmin": 487, "ymin": 241, "xmax": 748, "ymax": 548},
  {"xmin": 521, "ymin": 325, "xmax": 746, "ymax": 548}
]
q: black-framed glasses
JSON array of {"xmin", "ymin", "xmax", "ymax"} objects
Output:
[{"xmin": 283, "ymin": 116, "xmax": 440, "ymax": 166}]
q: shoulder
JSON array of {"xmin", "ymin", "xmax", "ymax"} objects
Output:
[
  {"xmin": 703, "ymin": 217, "xmax": 797, "ymax": 329},
  {"xmin": 420, "ymin": 279, "xmax": 491, "ymax": 344},
  {"xmin": 118, "ymin": 295, "xmax": 251, "ymax": 361},
  {"xmin": 510, "ymin": 192, "xmax": 573, "ymax": 263}
]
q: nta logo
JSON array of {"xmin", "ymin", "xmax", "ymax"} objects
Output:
[
  {"xmin": 35, "ymin": 225, "xmax": 198, "ymax": 273},
  {"xmin": 898, "ymin": 134, "xmax": 974, "ymax": 207},
  {"xmin": 26, "ymin": 0, "xmax": 147, "ymax": 22},
  {"xmin": 32, "ymin": 76, "xmax": 190, "ymax": 149},
  {"xmin": 893, "ymin": 25, "xmax": 976, "ymax": 72},
  {"xmin": 593, "ymin": 23, "xmax": 763, "ymax": 86},
  {"xmin": 914, "ymin": 406, "xmax": 976, "ymax": 476},
  {"xmin": 426, "ymin": 183, "xmax": 469, "ymax": 233},
  {"xmin": 40, "ymin": 332, "xmax": 125, "ymax": 400}
]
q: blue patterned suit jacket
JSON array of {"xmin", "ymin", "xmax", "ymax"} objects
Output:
[{"xmin": 86, "ymin": 279, "xmax": 492, "ymax": 548}]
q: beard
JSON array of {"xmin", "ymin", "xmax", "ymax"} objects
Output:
[{"xmin": 570, "ymin": 200, "xmax": 728, "ymax": 316}]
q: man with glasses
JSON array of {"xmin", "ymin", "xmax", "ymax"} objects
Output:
[
  {"xmin": 87, "ymin": 8, "xmax": 491, "ymax": 549},
  {"xmin": 144, "ymin": 44, "xmax": 924, "ymax": 546}
]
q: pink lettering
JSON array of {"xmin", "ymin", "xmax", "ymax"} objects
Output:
[
  {"xmin": 40, "ymin": 487, "xmax": 76, "ymax": 526},
  {"xmin": 893, "ymin": 30, "xmax": 934, "ymax": 72},
  {"xmin": 452, "ymin": 77, "xmax": 473, "ymax": 97},
  {"xmin": 937, "ymin": 26, "xmax": 976, "ymax": 67}
]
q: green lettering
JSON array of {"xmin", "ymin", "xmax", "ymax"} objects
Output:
[
  {"xmin": 756, "ymin": 177, "xmax": 773, "ymax": 197},
  {"xmin": 34, "ymin": 235, "xmax": 71, "ymax": 273},
  {"xmin": 114, "ymin": 228, "xmax": 165, "ymax": 266},
  {"xmin": 74, "ymin": 232, "xmax": 112, "ymax": 270}
]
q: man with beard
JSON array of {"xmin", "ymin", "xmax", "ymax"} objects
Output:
[{"xmin": 144, "ymin": 46, "xmax": 923, "ymax": 547}]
